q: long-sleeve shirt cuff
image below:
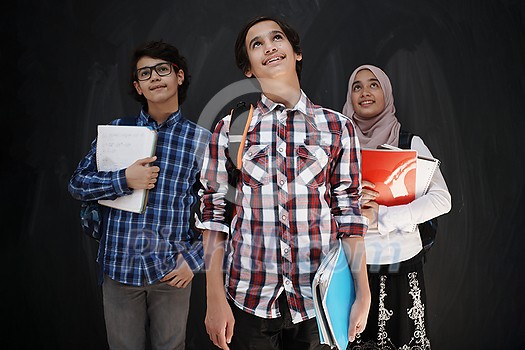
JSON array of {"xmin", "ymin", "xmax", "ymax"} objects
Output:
[
  {"xmin": 112, "ymin": 169, "xmax": 133, "ymax": 196},
  {"xmin": 378, "ymin": 205, "xmax": 416, "ymax": 234},
  {"xmin": 181, "ymin": 241, "xmax": 205, "ymax": 272}
]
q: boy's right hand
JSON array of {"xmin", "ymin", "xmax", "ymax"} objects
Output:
[{"xmin": 125, "ymin": 156, "xmax": 160, "ymax": 190}]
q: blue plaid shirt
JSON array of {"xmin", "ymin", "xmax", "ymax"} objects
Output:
[{"xmin": 69, "ymin": 109, "xmax": 211, "ymax": 286}]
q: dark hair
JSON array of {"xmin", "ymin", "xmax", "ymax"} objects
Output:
[
  {"xmin": 234, "ymin": 16, "xmax": 302, "ymax": 80},
  {"xmin": 130, "ymin": 40, "xmax": 191, "ymax": 107}
]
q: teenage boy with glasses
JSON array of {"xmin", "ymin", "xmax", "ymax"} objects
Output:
[
  {"xmin": 69, "ymin": 40, "xmax": 211, "ymax": 350},
  {"xmin": 199, "ymin": 16, "xmax": 371, "ymax": 350}
]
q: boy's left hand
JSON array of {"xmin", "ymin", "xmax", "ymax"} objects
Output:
[{"xmin": 160, "ymin": 256, "xmax": 194, "ymax": 288}]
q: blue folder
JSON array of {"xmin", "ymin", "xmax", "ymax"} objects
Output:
[{"xmin": 312, "ymin": 239, "xmax": 356, "ymax": 350}]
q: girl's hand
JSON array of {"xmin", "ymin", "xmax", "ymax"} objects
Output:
[
  {"xmin": 362, "ymin": 201, "xmax": 378, "ymax": 230},
  {"xmin": 362, "ymin": 180, "xmax": 379, "ymax": 204}
]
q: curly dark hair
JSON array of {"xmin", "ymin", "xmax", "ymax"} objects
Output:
[{"xmin": 130, "ymin": 40, "xmax": 191, "ymax": 108}]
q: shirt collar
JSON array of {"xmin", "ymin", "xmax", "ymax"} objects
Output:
[
  {"xmin": 252, "ymin": 90, "xmax": 317, "ymax": 127},
  {"xmin": 138, "ymin": 108, "xmax": 182, "ymax": 129}
]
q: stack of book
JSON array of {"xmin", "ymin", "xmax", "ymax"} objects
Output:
[{"xmin": 312, "ymin": 239, "xmax": 355, "ymax": 350}]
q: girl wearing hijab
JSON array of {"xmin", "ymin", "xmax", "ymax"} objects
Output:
[{"xmin": 342, "ymin": 65, "xmax": 451, "ymax": 349}]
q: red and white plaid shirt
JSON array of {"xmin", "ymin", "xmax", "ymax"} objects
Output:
[{"xmin": 199, "ymin": 91, "xmax": 367, "ymax": 323}]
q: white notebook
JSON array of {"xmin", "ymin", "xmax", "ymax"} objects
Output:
[
  {"xmin": 415, "ymin": 155, "xmax": 440, "ymax": 198},
  {"xmin": 96, "ymin": 125, "xmax": 157, "ymax": 213}
]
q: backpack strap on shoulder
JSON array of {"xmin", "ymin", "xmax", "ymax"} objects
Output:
[
  {"xmin": 398, "ymin": 129, "xmax": 415, "ymax": 149},
  {"xmin": 228, "ymin": 102, "xmax": 254, "ymax": 170},
  {"xmin": 224, "ymin": 101, "xmax": 254, "ymax": 226},
  {"xmin": 117, "ymin": 117, "xmax": 138, "ymax": 126}
]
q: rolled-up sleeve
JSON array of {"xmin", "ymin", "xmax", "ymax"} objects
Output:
[
  {"xmin": 198, "ymin": 118, "xmax": 232, "ymax": 234},
  {"xmin": 331, "ymin": 119, "xmax": 369, "ymax": 237}
]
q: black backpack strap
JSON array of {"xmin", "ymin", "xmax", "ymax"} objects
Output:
[
  {"xmin": 189, "ymin": 170, "xmax": 203, "ymax": 236},
  {"xmin": 224, "ymin": 101, "xmax": 254, "ymax": 227},
  {"xmin": 116, "ymin": 117, "xmax": 138, "ymax": 126},
  {"xmin": 228, "ymin": 102, "xmax": 253, "ymax": 170},
  {"xmin": 398, "ymin": 129, "xmax": 414, "ymax": 149}
]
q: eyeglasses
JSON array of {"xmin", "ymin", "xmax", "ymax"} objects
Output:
[{"xmin": 135, "ymin": 62, "xmax": 179, "ymax": 81}]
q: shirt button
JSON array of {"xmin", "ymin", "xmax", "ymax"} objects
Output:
[
  {"xmin": 282, "ymin": 215, "xmax": 286, "ymax": 220},
  {"xmin": 278, "ymin": 147, "xmax": 283, "ymax": 153},
  {"xmin": 285, "ymin": 280, "xmax": 291, "ymax": 285},
  {"xmin": 280, "ymin": 180, "xmax": 285, "ymax": 185},
  {"xmin": 248, "ymin": 152, "xmax": 252, "ymax": 156},
  {"xmin": 284, "ymin": 248, "xmax": 289, "ymax": 254}
]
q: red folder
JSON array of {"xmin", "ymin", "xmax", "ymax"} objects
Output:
[{"xmin": 361, "ymin": 149, "xmax": 417, "ymax": 206}]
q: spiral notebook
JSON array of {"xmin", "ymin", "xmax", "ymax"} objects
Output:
[
  {"xmin": 96, "ymin": 125, "xmax": 157, "ymax": 213},
  {"xmin": 414, "ymin": 155, "xmax": 440, "ymax": 197},
  {"xmin": 376, "ymin": 144, "xmax": 440, "ymax": 232}
]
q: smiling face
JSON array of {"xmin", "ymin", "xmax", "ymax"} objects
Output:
[
  {"xmin": 243, "ymin": 20, "xmax": 302, "ymax": 80},
  {"xmin": 133, "ymin": 56, "xmax": 184, "ymax": 109},
  {"xmin": 350, "ymin": 69, "xmax": 386, "ymax": 119}
]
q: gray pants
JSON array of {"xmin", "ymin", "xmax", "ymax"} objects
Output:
[{"xmin": 102, "ymin": 275, "xmax": 192, "ymax": 350}]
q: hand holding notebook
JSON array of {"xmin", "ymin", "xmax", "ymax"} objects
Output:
[{"xmin": 96, "ymin": 125, "xmax": 158, "ymax": 213}]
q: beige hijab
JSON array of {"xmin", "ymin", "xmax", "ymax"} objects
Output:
[{"xmin": 342, "ymin": 65, "xmax": 401, "ymax": 148}]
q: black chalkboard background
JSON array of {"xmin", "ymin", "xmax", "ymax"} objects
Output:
[{"xmin": 4, "ymin": 0, "xmax": 524, "ymax": 349}]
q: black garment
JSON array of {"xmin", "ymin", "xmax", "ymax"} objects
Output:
[
  {"xmin": 229, "ymin": 293, "xmax": 331, "ymax": 350},
  {"xmin": 348, "ymin": 253, "xmax": 431, "ymax": 350}
]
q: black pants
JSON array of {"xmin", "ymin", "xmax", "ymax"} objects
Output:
[{"xmin": 229, "ymin": 293, "xmax": 331, "ymax": 350}]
